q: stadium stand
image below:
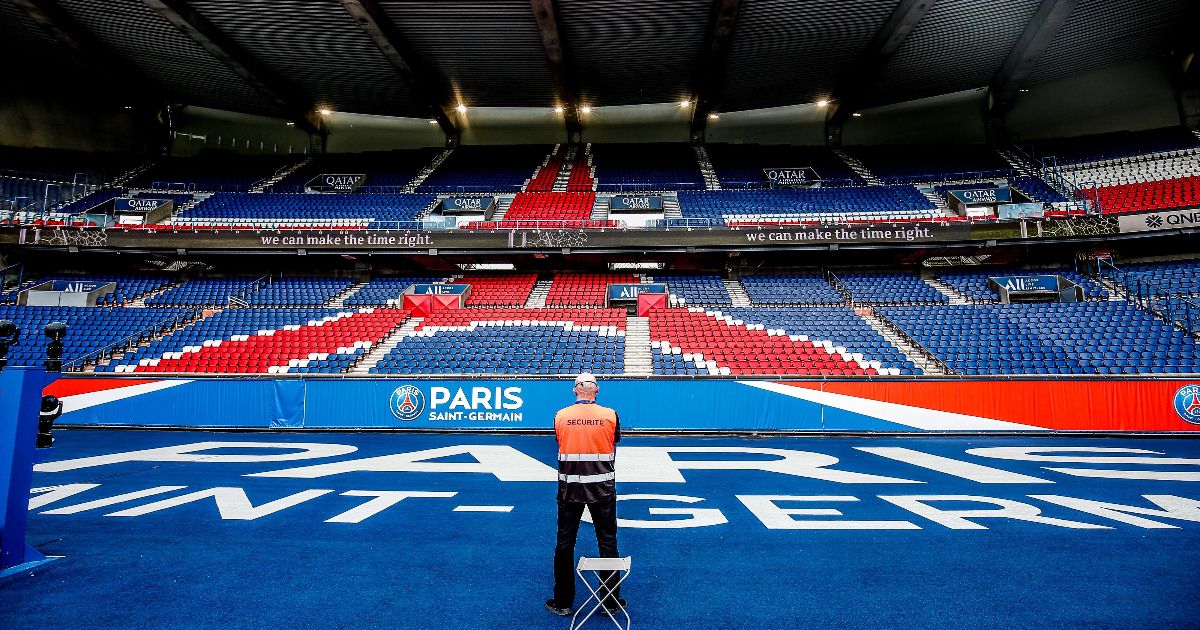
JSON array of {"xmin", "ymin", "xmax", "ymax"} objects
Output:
[
  {"xmin": 705, "ymin": 144, "xmax": 863, "ymax": 187},
  {"xmin": 835, "ymin": 272, "xmax": 948, "ymax": 305},
  {"xmin": 416, "ymin": 145, "xmax": 551, "ymax": 193},
  {"xmin": 677, "ymin": 187, "xmax": 939, "ymax": 224},
  {"xmin": 128, "ymin": 154, "xmax": 297, "ymax": 192},
  {"xmin": 649, "ymin": 308, "xmax": 875, "ymax": 376},
  {"xmin": 373, "ymin": 310, "xmax": 625, "ymax": 375},
  {"xmin": 146, "ymin": 277, "xmax": 257, "ymax": 307},
  {"xmin": 0, "ymin": 146, "xmax": 141, "ymax": 185},
  {"xmin": 647, "ymin": 273, "xmax": 732, "ymax": 306},
  {"xmin": 343, "ymin": 276, "xmax": 445, "ymax": 306},
  {"xmin": 269, "ymin": 148, "xmax": 441, "ymax": 192},
  {"xmin": 452, "ymin": 273, "xmax": 539, "ymax": 307},
  {"xmin": 739, "ymin": 273, "xmax": 845, "ymax": 305},
  {"xmin": 590, "ymin": 143, "xmax": 705, "ymax": 191},
  {"xmin": 172, "ymin": 192, "xmax": 436, "ymax": 228},
  {"xmin": 30, "ymin": 273, "xmax": 176, "ymax": 306},
  {"xmin": 566, "ymin": 147, "xmax": 596, "ymax": 192},
  {"xmin": 935, "ymin": 268, "xmax": 1108, "ymax": 303},
  {"xmin": 462, "ymin": 192, "xmax": 600, "ymax": 229},
  {"xmin": 846, "ymin": 144, "xmax": 1012, "ymax": 183},
  {"xmin": 719, "ymin": 307, "xmax": 920, "ymax": 374},
  {"xmin": 0, "ymin": 305, "xmax": 192, "ymax": 367},
  {"xmin": 1120, "ymin": 260, "xmax": 1200, "ymax": 296},
  {"xmin": 545, "ymin": 273, "xmax": 635, "ymax": 307},
  {"xmin": 881, "ymin": 302, "xmax": 1200, "ymax": 375},
  {"xmin": 1008, "ymin": 175, "xmax": 1068, "ymax": 203},
  {"xmin": 1081, "ymin": 175, "xmax": 1200, "ymax": 215},
  {"xmin": 103, "ymin": 307, "xmax": 408, "ymax": 374},
  {"xmin": 524, "ymin": 150, "xmax": 563, "ymax": 192},
  {"xmin": 245, "ymin": 277, "xmax": 354, "ymax": 307},
  {"xmin": 1023, "ymin": 126, "xmax": 1200, "ymax": 165}
]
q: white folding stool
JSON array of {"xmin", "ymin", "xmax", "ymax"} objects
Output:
[{"xmin": 570, "ymin": 556, "xmax": 631, "ymax": 630}]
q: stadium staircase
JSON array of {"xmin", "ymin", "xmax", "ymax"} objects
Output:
[
  {"xmin": 326, "ymin": 280, "xmax": 369, "ymax": 308},
  {"xmin": 157, "ymin": 192, "xmax": 211, "ymax": 225},
  {"xmin": 855, "ymin": 307, "xmax": 949, "ymax": 375},
  {"xmin": 921, "ymin": 274, "xmax": 971, "ymax": 305},
  {"xmin": 623, "ymin": 317, "xmax": 653, "ymax": 375},
  {"xmin": 694, "ymin": 146, "xmax": 721, "ymax": 190},
  {"xmin": 662, "ymin": 196, "xmax": 683, "ymax": 220},
  {"xmin": 351, "ymin": 315, "xmax": 421, "ymax": 374},
  {"xmin": 491, "ymin": 197, "xmax": 514, "ymax": 221},
  {"xmin": 553, "ymin": 145, "xmax": 576, "ymax": 192},
  {"xmin": 403, "ymin": 148, "xmax": 454, "ymax": 192},
  {"xmin": 918, "ymin": 186, "xmax": 954, "ymax": 216},
  {"xmin": 995, "ymin": 147, "xmax": 1036, "ymax": 177},
  {"xmin": 111, "ymin": 160, "xmax": 157, "ymax": 187},
  {"xmin": 128, "ymin": 279, "xmax": 185, "ymax": 308},
  {"xmin": 723, "ymin": 279, "xmax": 751, "ymax": 307},
  {"xmin": 251, "ymin": 157, "xmax": 311, "ymax": 193},
  {"xmin": 590, "ymin": 196, "xmax": 610, "ymax": 221},
  {"xmin": 524, "ymin": 280, "xmax": 552, "ymax": 308},
  {"xmin": 832, "ymin": 149, "xmax": 883, "ymax": 185}
]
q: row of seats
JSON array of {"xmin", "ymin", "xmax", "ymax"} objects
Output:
[
  {"xmin": 546, "ymin": 274, "xmax": 634, "ymax": 307},
  {"xmin": 880, "ymin": 302, "xmax": 1200, "ymax": 375},
  {"xmin": 176, "ymin": 193, "xmax": 435, "ymax": 227},
  {"xmin": 371, "ymin": 325, "xmax": 623, "ymax": 375},
  {"xmin": 417, "ymin": 146, "xmax": 552, "ymax": 193},
  {"xmin": 498, "ymin": 192, "xmax": 595, "ymax": 223},
  {"xmin": 0, "ymin": 305, "xmax": 193, "ymax": 366},
  {"xmin": 846, "ymin": 144, "xmax": 1012, "ymax": 183},
  {"xmin": 648, "ymin": 273, "xmax": 732, "ymax": 306},
  {"xmin": 740, "ymin": 274, "xmax": 844, "ymax": 305},
  {"xmin": 524, "ymin": 152, "xmax": 563, "ymax": 192},
  {"xmin": 1121, "ymin": 260, "xmax": 1200, "ymax": 296},
  {"xmin": 566, "ymin": 149, "xmax": 595, "ymax": 192},
  {"xmin": 677, "ymin": 187, "xmax": 937, "ymax": 222},
  {"xmin": 836, "ymin": 273, "xmax": 947, "ymax": 305},
  {"xmin": 102, "ymin": 308, "xmax": 408, "ymax": 374},
  {"xmin": 343, "ymin": 276, "xmax": 444, "ymax": 306},
  {"xmin": 451, "ymin": 274, "xmax": 539, "ymax": 307},
  {"xmin": 270, "ymin": 148, "xmax": 440, "ymax": 193},
  {"xmin": 1023, "ymin": 126, "xmax": 1200, "ymax": 166},
  {"xmin": 705, "ymin": 144, "xmax": 862, "ymax": 187},
  {"xmin": 1082, "ymin": 176, "xmax": 1200, "ymax": 215},
  {"xmin": 590, "ymin": 144, "xmax": 705, "ymax": 191},
  {"xmin": 246, "ymin": 277, "xmax": 354, "ymax": 307},
  {"xmin": 129, "ymin": 154, "xmax": 297, "ymax": 192},
  {"xmin": 935, "ymin": 268, "xmax": 1108, "ymax": 303}
]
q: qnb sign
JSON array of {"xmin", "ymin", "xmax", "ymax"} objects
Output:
[{"xmin": 763, "ymin": 167, "xmax": 820, "ymax": 187}]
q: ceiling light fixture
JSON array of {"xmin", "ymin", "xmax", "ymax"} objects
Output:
[
  {"xmin": 816, "ymin": 100, "xmax": 829, "ymax": 108},
  {"xmin": 580, "ymin": 106, "xmax": 592, "ymax": 114},
  {"xmin": 708, "ymin": 113, "xmax": 719, "ymax": 120},
  {"xmin": 554, "ymin": 106, "xmax": 564, "ymax": 114},
  {"xmin": 456, "ymin": 104, "xmax": 467, "ymax": 113},
  {"xmin": 318, "ymin": 108, "xmax": 332, "ymax": 115},
  {"xmin": 679, "ymin": 100, "xmax": 691, "ymax": 107}
]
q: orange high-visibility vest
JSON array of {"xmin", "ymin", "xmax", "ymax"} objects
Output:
[{"xmin": 554, "ymin": 401, "xmax": 619, "ymax": 503}]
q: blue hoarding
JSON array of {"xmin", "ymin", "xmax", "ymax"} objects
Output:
[
  {"xmin": 998, "ymin": 203, "xmax": 1044, "ymax": 219},
  {"xmin": 408, "ymin": 284, "xmax": 469, "ymax": 295},
  {"xmin": 607, "ymin": 284, "xmax": 667, "ymax": 301},
  {"xmin": 988, "ymin": 275, "xmax": 1059, "ymax": 294},
  {"xmin": 114, "ymin": 198, "xmax": 170, "ymax": 213},
  {"xmin": 949, "ymin": 188, "xmax": 1011, "ymax": 205},
  {"xmin": 609, "ymin": 196, "xmax": 663, "ymax": 211},
  {"xmin": 441, "ymin": 197, "xmax": 495, "ymax": 214}
]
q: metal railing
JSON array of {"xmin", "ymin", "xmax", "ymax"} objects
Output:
[
  {"xmin": 1097, "ymin": 259, "xmax": 1200, "ymax": 338},
  {"xmin": 227, "ymin": 274, "xmax": 273, "ymax": 307},
  {"xmin": 61, "ymin": 308, "xmax": 201, "ymax": 373}
]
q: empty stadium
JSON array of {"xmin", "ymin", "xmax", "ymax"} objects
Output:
[{"xmin": 1, "ymin": 0, "xmax": 1199, "ymax": 628}]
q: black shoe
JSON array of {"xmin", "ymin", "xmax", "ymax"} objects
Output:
[
  {"xmin": 603, "ymin": 598, "xmax": 628, "ymax": 614},
  {"xmin": 545, "ymin": 599, "xmax": 571, "ymax": 617}
]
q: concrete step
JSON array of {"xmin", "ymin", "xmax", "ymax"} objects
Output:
[
  {"xmin": 857, "ymin": 307, "xmax": 947, "ymax": 375},
  {"xmin": 524, "ymin": 280, "xmax": 553, "ymax": 308},
  {"xmin": 352, "ymin": 317, "xmax": 424, "ymax": 373},
  {"xmin": 922, "ymin": 275, "xmax": 972, "ymax": 305},
  {"xmin": 624, "ymin": 317, "xmax": 653, "ymax": 375},
  {"xmin": 722, "ymin": 279, "xmax": 751, "ymax": 307},
  {"xmin": 326, "ymin": 280, "xmax": 369, "ymax": 308},
  {"xmin": 832, "ymin": 149, "xmax": 883, "ymax": 186},
  {"xmin": 403, "ymin": 148, "xmax": 454, "ymax": 193}
]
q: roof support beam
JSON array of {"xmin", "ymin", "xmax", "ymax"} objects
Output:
[
  {"xmin": 984, "ymin": 0, "xmax": 1078, "ymax": 141},
  {"xmin": 530, "ymin": 0, "xmax": 581, "ymax": 141},
  {"xmin": 689, "ymin": 0, "xmax": 743, "ymax": 144},
  {"xmin": 824, "ymin": 0, "xmax": 934, "ymax": 146},
  {"xmin": 142, "ymin": 0, "xmax": 321, "ymax": 135},
  {"xmin": 13, "ymin": 0, "xmax": 157, "ymax": 94},
  {"xmin": 338, "ymin": 0, "xmax": 459, "ymax": 144}
]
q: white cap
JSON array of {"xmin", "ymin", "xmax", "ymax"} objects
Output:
[{"xmin": 574, "ymin": 372, "xmax": 597, "ymax": 386}]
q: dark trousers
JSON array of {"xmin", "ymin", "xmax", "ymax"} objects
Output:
[{"xmin": 552, "ymin": 493, "xmax": 621, "ymax": 607}]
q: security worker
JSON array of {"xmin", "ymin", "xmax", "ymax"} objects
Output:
[{"xmin": 545, "ymin": 373, "xmax": 626, "ymax": 617}]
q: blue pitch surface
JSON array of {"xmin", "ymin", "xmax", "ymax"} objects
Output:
[{"xmin": 3, "ymin": 430, "xmax": 1200, "ymax": 628}]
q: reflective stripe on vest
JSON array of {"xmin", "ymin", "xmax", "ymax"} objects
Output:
[
  {"xmin": 558, "ymin": 453, "xmax": 616, "ymax": 462},
  {"xmin": 559, "ymin": 472, "xmax": 617, "ymax": 484}
]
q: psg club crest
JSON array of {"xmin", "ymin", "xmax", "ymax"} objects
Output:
[
  {"xmin": 389, "ymin": 385, "xmax": 425, "ymax": 422},
  {"xmin": 1174, "ymin": 385, "xmax": 1200, "ymax": 425}
]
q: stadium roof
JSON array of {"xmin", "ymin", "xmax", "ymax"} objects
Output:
[{"xmin": 2, "ymin": 0, "xmax": 1195, "ymax": 135}]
